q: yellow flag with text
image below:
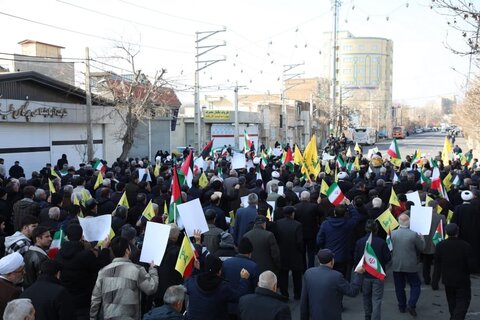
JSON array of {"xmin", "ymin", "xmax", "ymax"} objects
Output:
[{"xmin": 376, "ymin": 209, "xmax": 399, "ymax": 233}]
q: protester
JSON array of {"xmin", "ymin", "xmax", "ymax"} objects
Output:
[
  {"xmin": 22, "ymin": 226, "xmax": 52, "ymax": 288},
  {"xmin": 2, "ymin": 298, "xmax": 35, "ymax": 320},
  {"xmin": 4, "ymin": 215, "xmax": 37, "ymax": 256},
  {"xmin": 0, "ymin": 252, "xmax": 25, "ymax": 316},
  {"xmin": 90, "ymin": 236, "xmax": 158, "ymax": 320},
  {"xmin": 294, "ymin": 191, "xmax": 321, "ymax": 268},
  {"xmin": 144, "ymin": 285, "xmax": 187, "ymax": 320},
  {"xmin": 238, "ymin": 270, "xmax": 291, "ymax": 320},
  {"xmin": 233, "ymin": 193, "xmax": 258, "ymax": 244}
]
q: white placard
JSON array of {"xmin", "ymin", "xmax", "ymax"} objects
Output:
[
  {"xmin": 140, "ymin": 222, "xmax": 171, "ymax": 266},
  {"xmin": 406, "ymin": 191, "xmax": 422, "ymax": 207},
  {"xmin": 240, "ymin": 196, "xmax": 249, "ymax": 208},
  {"xmin": 177, "ymin": 198, "xmax": 209, "ymax": 238},
  {"xmin": 267, "ymin": 201, "xmax": 276, "ymax": 213},
  {"xmin": 232, "ymin": 152, "xmax": 246, "ymax": 169},
  {"xmin": 278, "ymin": 186, "xmax": 284, "ymax": 196},
  {"xmin": 246, "ymin": 160, "xmax": 254, "ymax": 171},
  {"xmin": 78, "ymin": 215, "xmax": 111, "ymax": 242},
  {"xmin": 194, "ymin": 157, "xmax": 205, "ymax": 172},
  {"xmin": 410, "ymin": 206, "xmax": 432, "ymax": 235},
  {"xmin": 138, "ymin": 168, "xmax": 152, "ymax": 182},
  {"xmin": 273, "ymin": 148, "xmax": 283, "ymax": 157},
  {"xmin": 322, "ymin": 153, "xmax": 335, "ymax": 161}
]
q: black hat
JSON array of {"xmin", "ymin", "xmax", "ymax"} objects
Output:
[
  {"xmin": 205, "ymin": 254, "xmax": 223, "ymax": 273},
  {"xmin": 445, "ymin": 223, "xmax": 459, "ymax": 237},
  {"xmin": 238, "ymin": 237, "xmax": 253, "ymax": 254},
  {"xmin": 254, "ymin": 215, "xmax": 267, "ymax": 224},
  {"xmin": 317, "ymin": 249, "xmax": 334, "ymax": 264},
  {"xmin": 85, "ymin": 198, "xmax": 98, "ymax": 210},
  {"xmin": 66, "ymin": 223, "xmax": 83, "ymax": 241},
  {"xmin": 204, "ymin": 209, "xmax": 216, "ymax": 221}
]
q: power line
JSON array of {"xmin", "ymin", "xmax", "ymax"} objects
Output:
[
  {"xmin": 0, "ymin": 11, "xmax": 193, "ymax": 55},
  {"xmin": 56, "ymin": 0, "xmax": 193, "ymax": 37}
]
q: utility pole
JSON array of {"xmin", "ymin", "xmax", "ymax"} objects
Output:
[
  {"xmin": 194, "ymin": 29, "xmax": 226, "ymax": 153},
  {"xmin": 234, "ymin": 82, "xmax": 247, "ymax": 149},
  {"xmin": 331, "ymin": 0, "xmax": 341, "ymax": 134},
  {"xmin": 85, "ymin": 47, "xmax": 94, "ymax": 162},
  {"xmin": 281, "ymin": 63, "xmax": 304, "ymax": 145}
]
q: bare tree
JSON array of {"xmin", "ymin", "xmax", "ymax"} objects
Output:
[
  {"xmin": 454, "ymin": 76, "xmax": 480, "ymax": 149},
  {"xmin": 95, "ymin": 44, "xmax": 179, "ymax": 161},
  {"xmin": 431, "ymin": 0, "xmax": 480, "ymax": 55}
]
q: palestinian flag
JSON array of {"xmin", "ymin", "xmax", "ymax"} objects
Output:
[
  {"xmin": 48, "ymin": 229, "xmax": 64, "ymax": 259},
  {"xmin": 387, "ymin": 138, "xmax": 401, "ymax": 159},
  {"xmin": 94, "ymin": 160, "xmax": 106, "ymax": 173},
  {"xmin": 363, "ymin": 233, "xmax": 386, "ymax": 280},
  {"xmin": 386, "ymin": 227, "xmax": 393, "ymax": 251},
  {"xmin": 432, "ymin": 220, "xmax": 444, "ymax": 246},
  {"xmin": 326, "ymin": 182, "xmax": 345, "ymax": 206},
  {"xmin": 282, "ymin": 147, "xmax": 294, "ymax": 170},
  {"xmin": 201, "ymin": 139, "xmax": 214, "ymax": 159},
  {"xmin": 181, "ymin": 150, "xmax": 194, "ymax": 188},
  {"xmin": 244, "ymin": 130, "xmax": 253, "ymax": 153},
  {"xmin": 169, "ymin": 168, "xmax": 182, "ymax": 223}
]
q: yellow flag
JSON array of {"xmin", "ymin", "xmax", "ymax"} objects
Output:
[
  {"xmin": 312, "ymin": 161, "xmax": 321, "ymax": 176},
  {"xmin": 118, "ymin": 191, "xmax": 129, "ymax": 208},
  {"xmin": 229, "ymin": 211, "xmax": 235, "ymax": 227},
  {"xmin": 389, "ymin": 187, "xmax": 400, "ymax": 207},
  {"xmin": 73, "ymin": 194, "xmax": 80, "ymax": 206},
  {"xmin": 436, "ymin": 205, "xmax": 443, "ymax": 214},
  {"xmin": 425, "ymin": 194, "xmax": 434, "ymax": 206},
  {"xmin": 175, "ymin": 235, "xmax": 195, "ymax": 277},
  {"xmin": 294, "ymin": 144, "xmax": 304, "ymax": 165},
  {"xmin": 164, "ymin": 200, "xmax": 168, "ymax": 214},
  {"xmin": 51, "ymin": 168, "xmax": 60, "ymax": 180},
  {"xmin": 442, "ymin": 136, "xmax": 452, "ymax": 164},
  {"xmin": 447, "ymin": 209, "xmax": 454, "ymax": 224},
  {"xmin": 376, "ymin": 209, "xmax": 399, "ymax": 233},
  {"xmin": 443, "ymin": 172, "xmax": 452, "ymax": 191},
  {"xmin": 390, "ymin": 157, "xmax": 402, "ymax": 167},
  {"xmin": 48, "ymin": 178, "xmax": 56, "ymax": 194},
  {"xmin": 334, "ymin": 167, "xmax": 338, "ymax": 183},
  {"xmin": 320, "ymin": 180, "xmax": 329, "ymax": 196},
  {"xmin": 97, "ymin": 228, "xmax": 116, "ymax": 247},
  {"xmin": 94, "ymin": 173, "xmax": 104, "ymax": 190},
  {"xmin": 142, "ymin": 200, "xmax": 156, "ymax": 221},
  {"xmin": 325, "ymin": 161, "xmax": 331, "ymax": 175},
  {"xmin": 353, "ymin": 157, "xmax": 360, "ymax": 171},
  {"xmin": 266, "ymin": 208, "xmax": 271, "ymax": 221},
  {"xmin": 199, "ymin": 172, "xmax": 209, "ymax": 189},
  {"xmin": 153, "ymin": 164, "xmax": 160, "ymax": 177},
  {"xmin": 81, "ymin": 189, "xmax": 91, "ymax": 203},
  {"xmin": 354, "ymin": 142, "xmax": 362, "ymax": 154}
]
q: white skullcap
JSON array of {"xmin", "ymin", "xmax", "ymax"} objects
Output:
[
  {"xmin": 338, "ymin": 171, "xmax": 348, "ymax": 180},
  {"xmin": 253, "ymin": 157, "xmax": 260, "ymax": 165},
  {"xmin": 0, "ymin": 252, "xmax": 24, "ymax": 275},
  {"xmin": 138, "ymin": 160, "xmax": 144, "ymax": 167},
  {"xmin": 461, "ymin": 190, "xmax": 473, "ymax": 201},
  {"xmin": 272, "ymin": 171, "xmax": 280, "ymax": 178},
  {"xmin": 155, "ymin": 156, "xmax": 161, "ymax": 161}
]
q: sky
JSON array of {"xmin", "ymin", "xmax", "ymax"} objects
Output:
[{"xmin": 0, "ymin": 0, "xmax": 473, "ymax": 107}]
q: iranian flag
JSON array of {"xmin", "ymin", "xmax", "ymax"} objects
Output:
[
  {"xmin": 94, "ymin": 160, "xmax": 106, "ymax": 173},
  {"xmin": 430, "ymin": 167, "xmax": 441, "ymax": 191},
  {"xmin": 48, "ymin": 229, "xmax": 64, "ymax": 259},
  {"xmin": 336, "ymin": 156, "xmax": 345, "ymax": 169},
  {"xmin": 169, "ymin": 168, "xmax": 182, "ymax": 224},
  {"xmin": 326, "ymin": 182, "xmax": 345, "ymax": 206},
  {"xmin": 387, "ymin": 138, "xmax": 401, "ymax": 159},
  {"xmin": 362, "ymin": 233, "xmax": 386, "ymax": 280},
  {"xmin": 181, "ymin": 150, "xmax": 194, "ymax": 188},
  {"xmin": 432, "ymin": 221, "xmax": 444, "ymax": 246},
  {"xmin": 420, "ymin": 171, "xmax": 431, "ymax": 185},
  {"xmin": 386, "ymin": 226, "xmax": 393, "ymax": 251},
  {"xmin": 244, "ymin": 130, "xmax": 253, "ymax": 153}
]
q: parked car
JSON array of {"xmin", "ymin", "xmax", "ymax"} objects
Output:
[{"xmin": 415, "ymin": 128, "xmax": 423, "ymax": 134}]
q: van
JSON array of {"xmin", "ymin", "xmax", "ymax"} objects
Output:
[{"xmin": 353, "ymin": 128, "xmax": 377, "ymax": 145}]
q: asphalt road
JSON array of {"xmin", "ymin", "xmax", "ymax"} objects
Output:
[{"xmin": 287, "ymin": 132, "xmax": 480, "ymax": 319}]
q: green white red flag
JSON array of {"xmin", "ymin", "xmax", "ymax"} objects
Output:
[
  {"xmin": 48, "ymin": 229, "xmax": 64, "ymax": 259},
  {"xmin": 244, "ymin": 130, "xmax": 253, "ymax": 153},
  {"xmin": 387, "ymin": 138, "xmax": 401, "ymax": 159},
  {"xmin": 326, "ymin": 182, "xmax": 345, "ymax": 206},
  {"xmin": 94, "ymin": 160, "xmax": 106, "ymax": 173},
  {"xmin": 180, "ymin": 150, "xmax": 194, "ymax": 188},
  {"xmin": 363, "ymin": 233, "xmax": 386, "ymax": 280}
]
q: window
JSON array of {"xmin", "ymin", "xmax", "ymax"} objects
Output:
[{"xmin": 358, "ymin": 44, "xmax": 365, "ymax": 50}]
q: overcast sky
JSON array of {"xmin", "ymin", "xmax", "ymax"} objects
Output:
[{"xmin": 0, "ymin": 0, "xmax": 472, "ymax": 107}]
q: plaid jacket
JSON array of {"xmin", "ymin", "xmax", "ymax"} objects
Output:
[
  {"xmin": 4, "ymin": 231, "xmax": 31, "ymax": 256},
  {"xmin": 90, "ymin": 257, "xmax": 158, "ymax": 320}
]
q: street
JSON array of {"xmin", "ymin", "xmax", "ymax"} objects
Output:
[{"xmin": 287, "ymin": 132, "xmax": 480, "ymax": 320}]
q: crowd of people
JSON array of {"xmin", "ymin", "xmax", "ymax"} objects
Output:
[{"xmin": 0, "ymin": 138, "xmax": 479, "ymax": 320}]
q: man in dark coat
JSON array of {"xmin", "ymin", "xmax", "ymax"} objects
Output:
[
  {"xmin": 432, "ymin": 223, "xmax": 477, "ymax": 320},
  {"xmin": 300, "ymin": 249, "xmax": 364, "ymax": 320},
  {"xmin": 8, "ymin": 160, "xmax": 25, "ymax": 179},
  {"xmin": 55, "ymin": 224, "xmax": 110, "ymax": 319},
  {"xmin": 238, "ymin": 270, "xmax": 291, "ymax": 320},
  {"xmin": 275, "ymin": 206, "xmax": 304, "ymax": 299},
  {"xmin": 244, "ymin": 215, "xmax": 281, "ymax": 276},
  {"xmin": 13, "ymin": 186, "xmax": 40, "ymax": 231},
  {"xmin": 294, "ymin": 191, "xmax": 321, "ymax": 268},
  {"xmin": 234, "ymin": 193, "xmax": 258, "ymax": 244},
  {"xmin": 0, "ymin": 252, "xmax": 24, "ymax": 316},
  {"xmin": 144, "ymin": 285, "xmax": 186, "ymax": 320},
  {"xmin": 23, "ymin": 226, "xmax": 52, "ymax": 288},
  {"xmin": 20, "ymin": 260, "xmax": 76, "ymax": 320}
]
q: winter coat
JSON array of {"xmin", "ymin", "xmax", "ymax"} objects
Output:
[
  {"xmin": 154, "ymin": 241, "xmax": 183, "ymax": 307},
  {"xmin": 55, "ymin": 240, "xmax": 110, "ymax": 309},
  {"xmin": 316, "ymin": 204, "xmax": 360, "ymax": 263},
  {"xmin": 354, "ymin": 234, "xmax": 391, "ymax": 279},
  {"xmin": 13, "ymin": 198, "xmax": 40, "ymax": 231},
  {"xmin": 23, "ymin": 245, "xmax": 48, "ymax": 288},
  {"xmin": 233, "ymin": 205, "xmax": 257, "ymax": 243},
  {"xmin": 20, "ymin": 275, "xmax": 76, "ymax": 320},
  {"xmin": 391, "ymin": 226, "xmax": 425, "ymax": 272},
  {"xmin": 275, "ymin": 217, "xmax": 304, "ymax": 271},
  {"xmin": 143, "ymin": 304, "xmax": 184, "ymax": 320},
  {"xmin": 185, "ymin": 272, "xmax": 249, "ymax": 320},
  {"xmin": 244, "ymin": 226, "xmax": 281, "ymax": 275},
  {"xmin": 422, "ymin": 212, "xmax": 446, "ymax": 255},
  {"xmin": 238, "ymin": 287, "xmax": 291, "ymax": 320},
  {"xmin": 0, "ymin": 277, "xmax": 21, "ymax": 316},
  {"xmin": 294, "ymin": 201, "xmax": 321, "ymax": 240},
  {"xmin": 90, "ymin": 258, "xmax": 158, "ymax": 320},
  {"xmin": 203, "ymin": 224, "xmax": 223, "ymax": 255},
  {"xmin": 4, "ymin": 231, "xmax": 31, "ymax": 256}
]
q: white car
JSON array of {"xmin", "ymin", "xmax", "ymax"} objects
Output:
[{"xmin": 415, "ymin": 128, "xmax": 423, "ymax": 134}]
